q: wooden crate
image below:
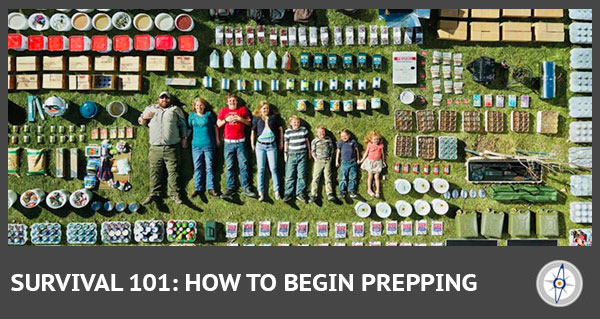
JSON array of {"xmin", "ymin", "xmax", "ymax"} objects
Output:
[
  {"xmin": 69, "ymin": 75, "xmax": 92, "ymax": 91},
  {"xmin": 43, "ymin": 56, "xmax": 66, "ymax": 71},
  {"xmin": 166, "ymin": 78, "xmax": 197, "ymax": 87},
  {"xmin": 502, "ymin": 9, "xmax": 531, "ymax": 18},
  {"xmin": 437, "ymin": 20, "xmax": 468, "ymax": 41},
  {"xmin": 16, "ymin": 56, "xmax": 40, "ymax": 72},
  {"xmin": 69, "ymin": 56, "xmax": 92, "ymax": 71},
  {"xmin": 42, "ymin": 74, "xmax": 67, "ymax": 90},
  {"xmin": 471, "ymin": 22, "xmax": 500, "ymax": 42},
  {"xmin": 8, "ymin": 56, "xmax": 14, "ymax": 72},
  {"xmin": 120, "ymin": 56, "xmax": 142, "ymax": 72},
  {"xmin": 8, "ymin": 75, "xmax": 15, "ymax": 90},
  {"xmin": 118, "ymin": 74, "xmax": 142, "ymax": 91},
  {"xmin": 94, "ymin": 56, "xmax": 117, "ymax": 72},
  {"xmin": 146, "ymin": 56, "xmax": 168, "ymax": 72},
  {"xmin": 16, "ymin": 74, "xmax": 40, "ymax": 90},
  {"xmin": 533, "ymin": 9, "xmax": 564, "ymax": 18},
  {"xmin": 173, "ymin": 56, "xmax": 195, "ymax": 72},
  {"xmin": 471, "ymin": 9, "xmax": 500, "ymax": 19},
  {"xmin": 440, "ymin": 9, "xmax": 469, "ymax": 18}
]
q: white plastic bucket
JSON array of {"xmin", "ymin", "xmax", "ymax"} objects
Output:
[
  {"xmin": 414, "ymin": 200, "xmax": 431, "ymax": 216},
  {"xmin": 175, "ymin": 13, "xmax": 194, "ymax": 32},
  {"xmin": 133, "ymin": 13, "xmax": 153, "ymax": 31},
  {"xmin": 395, "ymin": 200, "xmax": 413, "ymax": 217},
  {"xmin": 375, "ymin": 202, "xmax": 392, "ymax": 218},
  {"xmin": 46, "ymin": 190, "xmax": 71, "ymax": 209},
  {"xmin": 432, "ymin": 199, "xmax": 449, "ymax": 216},
  {"xmin": 28, "ymin": 13, "xmax": 50, "ymax": 31},
  {"xmin": 354, "ymin": 202, "xmax": 372, "ymax": 218},
  {"xmin": 71, "ymin": 12, "xmax": 92, "ymax": 31},
  {"xmin": 432, "ymin": 178, "xmax": 450, "ymax": 194},
  {"xmin": 155, "ymin": 13, "xmax": 175, "ymax": 32},
  {"xmin": 20, "ymin": 189, "xmax": 46, "ymax": 209},
  {"xmin": 8, "ymin": 190, "xmax": 18, "ymax": 209},
  {"xmin": 107, "ymin": 101, "xmax": 128, "ymax": 118},
  {"xmin": 50, "ymin": 13, "xmax": 72, "ymax": 32},
  {"xmin": 8, "ymin": 12, "xmax": 29, "ymax": 31},
  {"xmin": 70, "ymin": 189, "xmax": 93, "ymax": 209},
  {"xmin": 92, "ymin": 13, "xmax": 112, "ymax": 31},
  {"xmin": 413, "ymin": 178, "xmax": 431, "ymax": 194},
  {"xmin": 394, "ymin": 179, "xmax": 411, "ymax": 195},
  {"xmin": 400, "ymin": 90, "xmax": 416, "ymax": 105},
  {"xmin": 112, "ymin": 12, "xmax": 132, "ymax": 31}
]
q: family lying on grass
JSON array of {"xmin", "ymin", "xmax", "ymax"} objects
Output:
[{"xmin": 138, "ymin": 92, "xmax": 386, "ymax": 206}]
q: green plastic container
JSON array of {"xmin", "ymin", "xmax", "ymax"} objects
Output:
[
  {"xmin": 508, "ymin": 210, "xmax": 531, "ymax": 238},
  {"xmin": 455, "ymin": 211, "xmax": 479, "ymax": 238},
  {"xmin": 204, "ymin": 221, "xmax": 217, "ymax": 242},
  {"xmin": 536, "ymin": 210, "xmax": 560, "ymax": 237},
  {"xmin": 481, "ymin": 210, "xmax": 505, "ymax": 239}
]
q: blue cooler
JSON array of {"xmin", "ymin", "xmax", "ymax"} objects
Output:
[{"xmin": 541, "ymin": 61, "xmax": 555, "ymax": 99}]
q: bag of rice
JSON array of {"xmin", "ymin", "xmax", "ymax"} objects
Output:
[
  {"xmin": 27, "ymin": 148, "xmax": 47, "ymax": 176},
  {"xmin": 8, "ymin": 148, "xmax": 20, "ymax": 177}
]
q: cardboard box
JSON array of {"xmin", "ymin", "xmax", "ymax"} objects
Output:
[
  {"xmin": 471, "ymin": 22, "xmax": 500, "ymax": 42},
  {"xmin": 8, "ymin": 56, "xmax": 14, "ymax": 72},
  {"xmin": 166, "ymin": 78, "xmax": 197, "ymax": 86},
  {"xmin": 502, "ymin": 9, "xmax": 531, "ymax": 18},
  {"xmin": 118, "ymin": 75, "xmax": 142, "ymax": 91},
  {"xmin": 16, "ymin": 56, "xmax": 40, "ymax": 72},
  {"xmin": 440, "ymin": 9, "xmax": 469, "ymax": 18},
  {"xmin": 69, "ymin": 56, "xmax": 92, "ymax": 71},
  {"xmin": 43, "ymin": 56, "xmax": 66, "ymax": 71},
  {"xmin": 94, "ymin": 56, "xmax": 117, "ymax": 72},
  {"xmin": 534, "ymin": 22, "xmax": 565, "ymax": 42},
  {"xmin": 120, "ymin": 56, "xmax": 142, "ymax": 72},
  {"xmin": 437, "ymin": 20, "xmax": 468, "ymax": 41},
  {"xmin": 16, "ymin": 74, "xmax": 40, "ymax": 90},
  {"xmin": 8, "ymin": 75, "xmax": 15, "ymax": 90},
  {"xmin": 502, "ymin": 22, "xmax": 532, "ymax": 42},
  {"xmin": 471, "ymin": 9, "xmax": 500, "ymax": 19},
  {"xmin": 173, "ymin": 56, "xmax": 195, "ymax": 72},
  {"xmin": 69, "ymin": 75, "xmax": 92, "ymax": 90},
  {"xmin": 70, "ymin": 148, "xmax": 78, "ymax": 179},
  {"xmin": 534, "ymin": 9, "xmax": 564, "ymax": 18},
  {"xmin": 56, "ymin": 148, "xmax": 65, "ymax": 178},
  {"xmin": 146, "ymin": 56, "xmax": 168, "ymax": 72},
  {"xmin": 42, "ymin": 74, "xmax": 67, "ymax": 89}
]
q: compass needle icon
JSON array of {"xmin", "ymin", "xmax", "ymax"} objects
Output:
[{"xmin": 537, "ymin": 261, "xmax": 583, "ymax": 307}]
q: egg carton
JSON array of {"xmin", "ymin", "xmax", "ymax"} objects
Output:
[
  {"xmin": 569, "ymin": 48, "xmax": 592, "ymax": 70},
  {"xmin": 416, "ymin": 135, "xmax": 436, "ymax": 160},
  {"xmin": 8, "ymin": 224, "xmax": 28, "ymax": 246},
  {"xmin": 438, "ymin": 110, "xmax": 458, "ymax": 132},
  {"xmin": 568, "ymin": 147, "xmax": 592, "ymax": 169},
  {"xmin": 67, "ymin": 223, "xmax": 97, "ymax": 245},
  {"xmin": 570, "ymin": 175, "xmax": 593, "ymax": 197},
  {"xmin": 570, "ymin": 202, "xmax": 592, "ymax": 224},
  {"xmin": 485, "ymin": 111, "xmax": 504, "ymax": 133},
  {"xmin": 569, "ymin": 23, "xmax": 592, "ymax": 44},
  {"xmin": 31, "ymin": 223, "xmax": 62, "ymax": 245},
  {"xmin": 101, "ymin": 221, "xmax": 132, "ymax": 244},
  {"xmin": 569, "ymin": 9, "xmax": 592, "ymax": 21},
  {"xmin": 438, "ymin": 136, "xmax": 458, "ymax": 160},
  {"xmin": 462, "ymin": 111, "xmax": 481, "ymax": 133},
  {"xmin": 569, "ymin": 96, "xmax": 592, "ymax": 118},
  {"xmin": 166, "ymin": 220, "xmax": 197, "ymax": 243},
  {"xmin": 570, "ymin": 72, "xmax": 592, "ymax": 93},
  {"xmin": 134, "ymin": 220, "xmax": 165, "ymax": 244},
  {"xmin": 569, "ymin": 121, "xmax": 592, "ymax": 143}
]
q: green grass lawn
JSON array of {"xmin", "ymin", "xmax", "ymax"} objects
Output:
[{"xmin": 8, "ymin": 9, "xmax": 588, "ymax": 246}]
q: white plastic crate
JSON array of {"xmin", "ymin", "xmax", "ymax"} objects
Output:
[
  {"xmin": 569, "ymin": 147, "xmax": 592, "ymax": 169},
  {"xmin": 570, "ymin": 202, "xmax": 592, "ymax": 224},
  {"xmin": 438, "ymin": 136, "xmax": 458, "ymax": 160},
  {"xmin": 569, "ymin": 23, "xmax": 592, "ymax": 44},
  {"xmin": 569, "ymin": 121, "xmax": 592, "ymax": 143},
  {"xmin": 570, "ymin": 72, "xmax": 592, "ymax": 93},
  {"xmin": 569, "ymin": 9, "xmax": 592, "ymax": 21},
  {"xmin": 570, "ymin": 175, "xmax": 593, "ymax": 197},
  {"xmin": 569, "ymin": 96, "xmax": 592, "ymax": 118},
  {"xmin": 570, "ymin": 48, "xmax": 592, "ymax": 69}
]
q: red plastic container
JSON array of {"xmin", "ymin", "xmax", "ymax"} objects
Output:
[
  {"xmin": 28, "ymin": 35, "xmax": 47, "ymax": 51},
  {"xmin": 91, "ymin": 35, "xmax": 112, "ymax": 53},
  {"xmin": 155, "ymin": 35, "xmax": 177, "ymax": 51},
  {"xmin": 113, "ymin": 35, "xmax": 133, "ymax": 53},
  {"xmin": 8, "ymin": 34, "xmax": 28, "ymax": 51},
  {"xmin": 133, "ymin": 34, "xmax": 154, "ymax": 51},
  {"xmin": 178, "ymin": 35, "xmax": 198, "ymax": 52},
  {"xmin": 48, "ymin": 36, "xmax": 69, "ymax": 51},
  {"xmin": 69, "ymin": 36, "xmax": 91, "ymax": 52}
]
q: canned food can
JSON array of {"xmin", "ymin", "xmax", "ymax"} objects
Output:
[
  {"xmin": 80, "ymin": 125, "xmax": 86, "ymax": 133},
  {"xmin": 37, "ymin": 136, "xmax": 44, "ymax": 144},
  {"xmin": 11, "ymin": 136, "xmax": 18, "ymax": 144},
  {"xmin": 50, "ymin": 125, "xmax": 56, "ymax": 133},
  {"xmin": 394, "ymin": 163, "xmax": 400, "ymax": 173},
  {"xmin": 23, "ymin": 135, "xmax": 30, "ymax": 143},
  {"xmin": 37, "ymin": 125, "xmax": 43, "ymax": 134},
  {"xmin": 433, "ymin": 165, "xmax": 440, "ymax": 175},
  {"xmin": 58, "ymin": 126, "xmax": 65, "ymax": 134},
  {"xmin": 444, "ymin": 165, "xmax": 451, "ymax": 175},
  {"xmin": 412, "ymin": 164, "xmax": 419, "ymax": 174},
  {"xmin": 79, "ymin": 135, "xmax": 86, "ymax": 143},
  {"xmin": 12, "ymin": 126, "xmax": 19, "ymax": 134},
  {"xmin": 49, "ymin": 136, "xmax": 56, "ymax": 144},
  {"xmin": 23, "ymin": 125, "xmax": 29, "ymax": 133},
  {"xmin": 403, "ymin": 163, "xmax": 410, "ymax": 174},
  {"xmin": 69, "ymin": 135, "xmax": 76, "ymax": 143},
  {"xmin": 69, "ymin": 125, "xmax": 76, "ymax": 133},
  {"xmin": 423, "ymin": 165, "xmax": 430, "ymax": 175}
]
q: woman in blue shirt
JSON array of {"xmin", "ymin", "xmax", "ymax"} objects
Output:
[
  {"xmin": 251, "ymin": 101, "xmax": 284, "ymax": 202},
  {"xmin": 189, "ymin": 98, "xmax": 220, "ymax": 198}
]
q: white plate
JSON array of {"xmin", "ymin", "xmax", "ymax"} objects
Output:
[
  {"xmin": 375, "ymin": 202, "xmax": 392, "ymax": 218},
  {"xmin": 414, "ymin": 200, "xmax": 431, "ymax": 216},
  {"xmin": 413, "ymin": 178, "xmax": 431, "ymax": 194},
  {"xmin": 431, "ymin": 199, "xmax": 449, "ymax": 215},
  {"xmin": 395, "ymin": 200, "xmax": 413, "ymax": 217},
  {"xmin": 432, "ymin": 178, "xmax": 450, "ymax": 194},
  {"xmin": 394, "ymin": 179, "xmax": 412, "ymax": 195},
  {"xmin": 354, "ymin": 202, "xmax": 372, "ymax": 218}
]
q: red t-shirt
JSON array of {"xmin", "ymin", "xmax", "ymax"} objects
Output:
[
  {"xmin": 218, "ymin": 106, "xmax": 251, "ymax": 140},
  {"xmin": 366, "ymin": 142, "xmax": 384, "ymax": 161}
]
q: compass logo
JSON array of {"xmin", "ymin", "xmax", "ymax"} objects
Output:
[{"xmin": 536, "ymin": 260, "xmax": 584, "ymax": 307}]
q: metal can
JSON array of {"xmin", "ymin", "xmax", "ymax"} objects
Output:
[
  {"xmin": 11, "ymin": 136, "xmax": 18, "ymax": 144},
  {"xmin": 79, "ymin": 134, "xmax": 86, "ymax": 143},
  {"xmin": 59, "ymin": 135, "xmax": 67, "ymax": 144},
  {"xmin": 49, "ymin": 136, "xmax": 56, "ymax": 144},
  {"xmin": 433, "ymin": 165, "xmax": 440, "ymax": 175},
  {"xmin": 22, "ymin": 125, "xmax": 29, "ymax": 133},
  {"xmin": 69, "ymin": 125, "xmax": 75, "ymax": 133},
  {"xmin": 58, "ymin": 126, "xmax": 65, "ymax": 134},
  {"xmin": 444, "ymin": 165, "xmax": 451, "ymax": 175},
  {"xmin": 423, "ymin": 165, "xmax": 430, "ymax": 175},
  {"xmin": 36, "ymin": 136, "xmax": 44, "ymax": 144},
  {"xmin": 412, "ymin": 164, "xmax": 419, "ymax": 174},
  {"xmin": 12, "ymin": 126, "xmax": 19, "ymax": 134},
  {"xmin": 394, "ymin": 163, "xmax": 400, "ymax": 173},
  {"xmin": 80, "ymin": 125, "xmax": 86, "ymax": 133},
  {"xmin": 23, "ymin": 135, "xmax": 30, "ymax": 144},
  {"xmin": 69, "ymin": 135, "xmax": 76, "ymax": 143},
  {"xmin": 37, "ymin": 125, "xmax": 43, "ymax": 134},
  {"xmin": 403, "ymin": 163, "xmax": 410, "ymax": 174},
  {"xmin": 50, "ymin": 125, "xmax": 56, "ymax": 133}
]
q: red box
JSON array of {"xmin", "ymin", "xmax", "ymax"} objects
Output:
[
  {"xmin": 48, "ymin": 36, "xmax": 68, "ymax": 51},
  {"xmin": 28, "ymin": 35, "xmax": 47, "ymax": 51},
  {"xmin": 178, "ymin": 35, "xmax": 198, "ymax": 52},
  {"xmin": 155, "ymin": 35, "xmax": 176, "ymax": 51},
  {"xmin": 134, "ymin": 34, "xmax": 154, "ymax": 51},
  {"xmin": 69, "ymin": 36, "xmax": 91, "ymax": 52},
  {"xmin": 113, "ymin": 35, "xmax": 133, "ymax": 53},
  {"xmin": 8, "ymin": 34, "xmax": 27, "ymax": 51},
  {"xmin": 91, "ymin": 35, "xmax": 112, "ymax": 53}
]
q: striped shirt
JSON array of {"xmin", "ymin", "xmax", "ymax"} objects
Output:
[{"xmin": 284, "ymin": 127, "xmax": 308, "ymax": 153}]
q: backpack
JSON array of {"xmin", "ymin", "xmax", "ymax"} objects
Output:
[
  {"xmin": 293, "ymin": 9, "xmax": 314, "ymax": 24},
  {"xmin": 209, "ymin": 9, "xmax": 235, "ymax": 20},
  {"xmin": 248, "ymin": 9, "xmax": 266, "ymax": 22},
  {"xmin": 269, "ymin": 9, "xmax": 286, "ymax": 23}
]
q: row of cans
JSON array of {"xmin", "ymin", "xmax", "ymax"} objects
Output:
[
  {"xmin": 9, "ymin": 135, "xmax": 86, "ymax": 145},
  {"xmin": 10, "ymin": 124, "xmax": 86, "ymax": 134},
  {"xmin": 393, "ymin": 163, "xmax": 451, "ymax": 175}
]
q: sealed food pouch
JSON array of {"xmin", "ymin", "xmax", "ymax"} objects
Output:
[
  {"xmin": 26, "ymin": 148, "xmax": 47, "ymax": 176},
  {"xmin": 8, "ymin": 148, "xmax": 20, "ymax": 177}
]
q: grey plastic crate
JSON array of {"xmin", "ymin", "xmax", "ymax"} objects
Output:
[
  {"xmin": 569, "ymin": 121, "xmax": 593, "ymax": 143},
  {"xmin": 569, "ymin": 147, "xmax": 592, "ymax": 169},
  {"xmin": 570, "ymin": 72, "xmax": 592, "ymax": 93},
  {"xmin": 569, "ymin": 9, "xmax": 592, "ymax": 21},
  {"xmin": 570, "ymin": 175, "xmax": 593, "ymax": 197},
  {"xmin": 570, "ymin": 202, "xmax": 592, "ymax": 224},
  {"xmin": 570, "ymin": 48, "xmax": 592, "ymax": 69},
  {"xmin": 569, "ymin": 23, "xmax": 592, "ymax": 44},
  {"xmin": 569, "ymin": 96, "xmax": 592, "ymax": 118},
  {"xmin": 438, "ymin": 136, "xmax": 458, "ymax": 160}
]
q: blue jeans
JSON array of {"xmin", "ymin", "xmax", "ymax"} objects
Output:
[
  {"xmin": 192, "ymin": 146, "xmax": 215, "ymax": 192},
  {"xmin": 339, "ymin": 161, "xmax": 358, "ymax": 194},
  {"xmin": 224, "ymin": 142, "xmax": 251, "ymax": 191},
  {"xmin": 284, "ymin": 152, "xmax": 308, "ymax": 196},
  {"xmin": 255, "ymin": 142, "xmax": 280, "ymax": 193}
]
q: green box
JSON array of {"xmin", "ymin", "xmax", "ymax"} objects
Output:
[
  {"xmin": 204, "ymin": 221, "xmax": 217, "ymax": 242},
  {"xmin": 536, "ymin": 210, "xmax": 560, "ymax": 237},
  {"xmin": 455, "ymin": 211, "xmax": 479, "ymax": 238},
  {"xmin": 509, "ymin": 210, "xmax": 531, "ymax": 237},
  {"xmin": 481, "ymin": 211, "xmax": 505, "ymax": 239}
]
